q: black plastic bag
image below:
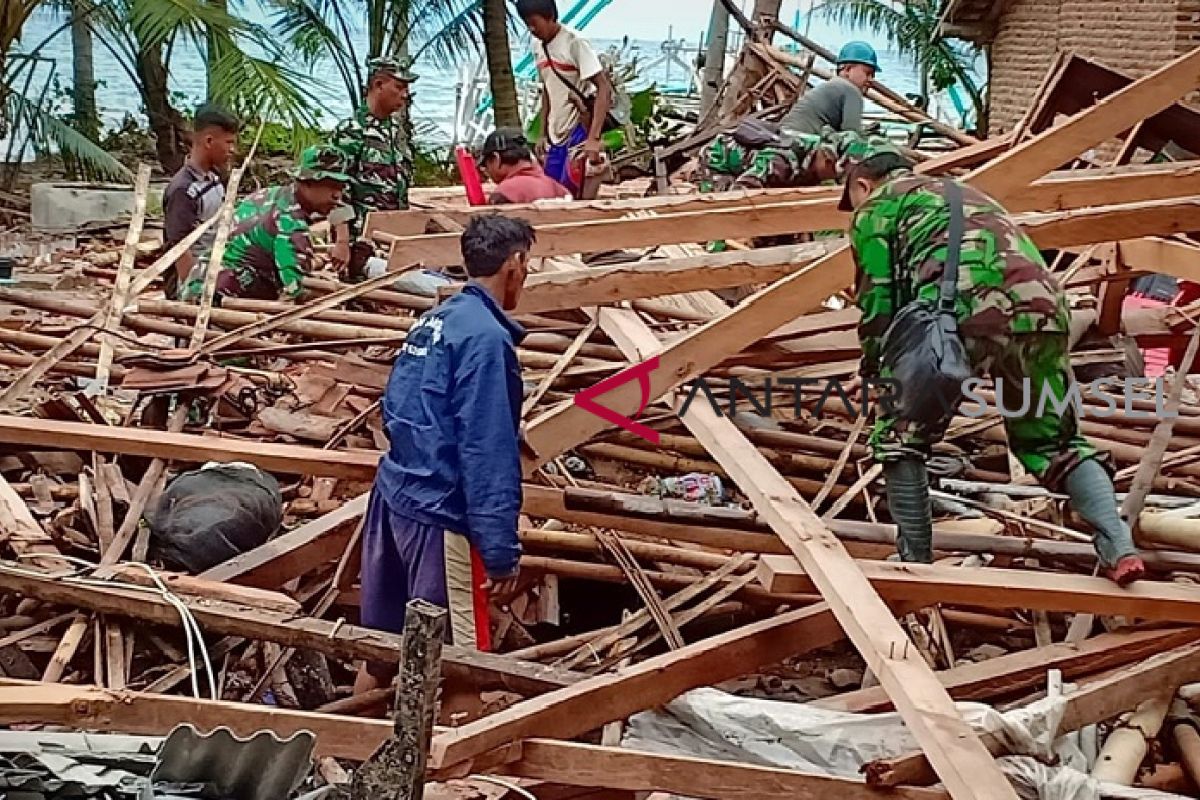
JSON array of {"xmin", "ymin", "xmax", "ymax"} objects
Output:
[
  {"xmin": 148, "ymin": 463, "xmax": 283, "ymax": 574},
  {"xmin": 878, "ymin": 180, "xmax": 973, "ymax": 426},
  {"xmin": 731, "ymin": 118, "xmax": 781, "ymax": 149}
]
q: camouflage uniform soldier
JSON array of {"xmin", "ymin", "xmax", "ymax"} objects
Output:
[
  {"xmin": 182, "ymin": 146, "xmax": 350, "ymax": 303},
  {"xmin": 697, "ymin": 130, "xmax": 837, "ymax": 192},
  {"xmin": 841, "ymin": 146, "xmax": 1146, "ymax": 586},
  {"xmin": 327, "ymin": 57, "xmax": 417, "ymax": 277}
]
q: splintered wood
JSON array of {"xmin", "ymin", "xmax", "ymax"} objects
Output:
[{"xmin": 4, "ymin": 36, "xmax": 1200, "ymax": 800}]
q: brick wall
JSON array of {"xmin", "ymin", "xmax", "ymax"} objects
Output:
[{"xmin": 989, "ymin": 0, "xmax": 1195, "ymax": 137}]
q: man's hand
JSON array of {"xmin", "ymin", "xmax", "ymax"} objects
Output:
[
  {"xmin": 535, "ymin": 137, "xmax": 549, "ymax": 161},
  {"xmin": 583, "ymin": 137, "xmax": 603, "ymax": 165},
  {"xmin": 330, "ymin": 240, "xmax": 351, "ymax": 272},
  {"xmin": 482, "ymin": 570, "xmax": 521, "ymax": 600}
]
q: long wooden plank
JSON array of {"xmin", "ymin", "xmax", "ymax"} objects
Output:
[
  {"xmin": 758, "ymin": 557, "xmax": 1200, "ymax": 624},
  {"xmin": 815, "ymin": 627, "xmax": 1200, "ymax": 714},
  {"xmin": 0, "ymin": 415, "xmax": 379, "ymax": 479},
  {"xmin": 429, "ymin": 601, "xmax": 880, "ymax": 771},
  {"xmin": 0, "ymin": 561, "xmax": 578, "ymax": 695},
  {"xmin": 470, "ymin": 290, "xmax": 1022, "ymax": 800},
  {"xmin": 522, "ymin": 45, "xmax": 1200, "ymax": 475},
  {"xmin": 0, "ymin": 678, "xmax": 941, "ymax": 800},
  {"xmin": 869, "ymin": 640, "xmax": 1200, "ymax": 788},
  {"xmin": 678, "ymin": 401, "xmax": 1018, "ymax": 800},
  {"xmin": 370, "ymin": 159, "xmax": 1196, "ymax": 237},
  {"xmin": 565, "ymin": 286, "xmax": 1021, "ymax": 797},
  {"xmin": 94, "ymin": 164, "xmax": 152, "ymax": 393},
  {"xmin": 505, "ymin": 740, "xmax": 949, "ymax": 800},
  {"xmin": 383, "ymin": 161, "xmax": 1200, "ymax": 268},
  {"xmin": 385, "ymin": 197, "xmax": 849, "ymax": 267},
  {"xmin": 515, "ymin": 195, "xmax": 1200, "ymax": 317},
  {"xmin": 966, "ymin": 45, "xmax": 1200, "ymax": 198},
  {"xmin": 367, "ymin": 185, "xmax": 841, "ymax": 237},
  {"xmin": 200, "ymin": 493, "xmax": 367, "ymax": 587}
]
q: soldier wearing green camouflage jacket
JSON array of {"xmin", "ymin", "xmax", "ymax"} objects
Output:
[
  {"xmin": 327, "ymin": 57, "xmax": 417, "ymax": 276},
  {"xmin": 841, "ymin": 147, "xmax": 1146, "ymax": 586},
  {"xmin": 182, "ymin": 146, "xmax": 349, "ymax": 303}
]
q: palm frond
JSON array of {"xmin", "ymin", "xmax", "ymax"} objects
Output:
[
  {"xmin": 126, "ymin": 0, "xmax": 247, "ymax": 51},
  {"xmin": 408, "ymin": 0, "xmax": 485, "ymax": 69},
  {"xmin": 265, "ymin": 0, "xmax": 359, "ymax": 102},
  {"xmin": 207, "ymin": 47, "xmax": 322, "ymax": 140},
  {"xmin": 21, "ymin": 99, "xmax": 134, "ymax": 181}
]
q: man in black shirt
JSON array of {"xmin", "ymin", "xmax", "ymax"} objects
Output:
[{"xmin": 162, "ymin": 105, "xmax": 240, "ymax": 299}]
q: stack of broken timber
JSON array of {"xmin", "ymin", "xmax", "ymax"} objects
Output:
[{"xmin": 1, "ymin": 43, "xmax": 1200, "ymax": 800}]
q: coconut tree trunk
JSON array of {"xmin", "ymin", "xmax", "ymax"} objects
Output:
[
  {"xmin": 206, "ymin": 0, "xmax": 228, "ymax": 102},
  {"xmin": 70, "ymin": 0, "xmax": 100, "ymax": 141},
  {"xmin": 136, "ymin": 44, "xmax": 187, "ymax": 173},
  {"xmin": 484, "ymin": 0, "xmax": 520, "ymax": 128}
]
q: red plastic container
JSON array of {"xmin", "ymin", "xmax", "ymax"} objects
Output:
[{"xmin": 456, "ymin": 145, "xmax": 487, "ymax": 206}]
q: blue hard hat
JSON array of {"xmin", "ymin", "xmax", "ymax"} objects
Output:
[{"xmin": 836, "ymin": 41, "xmax": 881, "ymax": 72}]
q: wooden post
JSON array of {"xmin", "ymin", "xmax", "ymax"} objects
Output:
[{"xmin": 351, "ymin": 599, "xmax": 447, "ymax": 800}]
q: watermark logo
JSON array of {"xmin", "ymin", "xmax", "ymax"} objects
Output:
[
  {"xmin": 573, "ymin": 360, "xmax": 1176, "ymax": 445},
  {"xmin": 572, "ymin": 356, "xmax": 662, "ymax": 444}
]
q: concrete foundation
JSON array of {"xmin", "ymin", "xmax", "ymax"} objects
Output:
[{"xmin": 31, "ymin": 181, "xmax": 165, "ymax": 232}]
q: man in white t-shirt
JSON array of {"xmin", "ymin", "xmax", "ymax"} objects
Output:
[{"xmin": 517, "ymin": 0, "xmax": 613, "ymax": 197}]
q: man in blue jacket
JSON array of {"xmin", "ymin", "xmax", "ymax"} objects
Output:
[{"xmin": 354, "ymin": 213, "xmax": 536, "ymax": 695}]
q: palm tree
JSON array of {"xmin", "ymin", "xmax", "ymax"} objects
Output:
[
  {"xmin": 1, "ymin": 1, "xmax": 130, "ymax": 182},
  {"xmin": 813, "ymin": 0, "xmax": 987, "ymax": 134},
  {"xmin": 69, "ymin": 0, "xmax": 99, "ymax": 141},
  {"xmin": 271, "ymin": 0, "xmax": 485, "ymax": 109},
  {"xmin": 82, "ymin": 0, "xmax": 320, "ymax": 172},
  {"xmin": 484, "ymin": 0, "xmax": 519, "ymax": 128}
]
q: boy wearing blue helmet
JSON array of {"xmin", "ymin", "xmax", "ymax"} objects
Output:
[{"xmin": 782, "ymin": 41, "xmax": 879, "ymax": 137}]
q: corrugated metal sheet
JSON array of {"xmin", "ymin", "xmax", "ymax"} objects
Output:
[{"xmin": 151, "ymin": 724, "xmax": 315, "ymax": 800}]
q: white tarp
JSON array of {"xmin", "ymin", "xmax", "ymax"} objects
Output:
[{"xmin": 621, "ymin": 688, "xmax": 1185, "ymax": 800}]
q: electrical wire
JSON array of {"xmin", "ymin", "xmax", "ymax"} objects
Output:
[{"xmin": 6, "ymin": 555, "xmax": 217, "ymax": 700}]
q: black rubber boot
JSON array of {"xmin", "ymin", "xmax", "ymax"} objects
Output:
[{"xmin": 883, "ymin": 458, "xmax": 935, "ymax": 563}]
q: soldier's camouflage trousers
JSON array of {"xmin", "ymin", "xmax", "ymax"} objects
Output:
[
  {"xmin": 696, "ymin": 136, "xmax": 802, "ymax": 192},
  {"xmin": 869, "ymin": 332, "xmax": 1109, "ymax": 493}
]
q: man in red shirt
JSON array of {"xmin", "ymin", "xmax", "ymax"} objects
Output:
[{"xmin": 481, "ymin": 128, "xmax": 572, "ymax": 205}]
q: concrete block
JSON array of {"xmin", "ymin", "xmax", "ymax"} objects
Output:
[{"xmin": 31, "ymin": 181, "xmax": 165, "ymax": 232}]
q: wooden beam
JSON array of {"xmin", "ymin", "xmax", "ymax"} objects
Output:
[
  {"xmin": 0, "ymin": 561, "xmax": 578, "ymax": 695},
  {"xmin": 0, "ymin": 680, "xmax": 394, "ymax": 762},
  {"xmin": 523, "ymin": 57, "xmax": 1200, "ymax": 475},
  {"xmin": 758, "ymin": 558, "xmax": 1200, "ymax": 623},
  {"xmin": 0, "ymin": 473, "xmax": 64, "ymax": 567},
  {"xmin": 814, "ymin": 627, "xmax": 1200, "ymax": 713},
  {"xmin": 503, "ymin": 740, "xmax": 949, "ymax": 800},
  {"xmin": 532, "ymin": 283, "xmax": 1017, "ymax": 799},
  {"xmin": 675, "ymin": 400, "xmax": 1020, "ymax": 800},
  {"xmin": 516, "ymin": 240, "xmax": 839, "ymax": 315},
  {"xmin": 869, "ymin": 640, "xmax": 1200, "ymax": 788},
  {"xmin": 384, "ymin": 197, "xmax": 849, "ymax": 267},
  {"xmin": 200, "ymin": 494, "xmax": 367, "ymax": 588},
  {"xmin": 428, "ymin": 601, "xmax": 881, "ymax": 772},
  {"xmin": 0, "ymin": 416, "xmax": 379, "ymax": 479},
  {"xmin": 514, "ymin": 193, "xmax": 1200, "ymax": 318},
  {"xmin": 0, "ymin": 678, "xmax": 942, "ymax": 800},
  {"xmin": 366, "ymin": 185, "xmax": 841, "ymax": 237},
  {"xmin": 383, "ymin": 162, "xmax": 1200, "ymax": 268},
  {"xmin": 966, "ymin": 45, "xmax": 1200, "ymax": 198}
]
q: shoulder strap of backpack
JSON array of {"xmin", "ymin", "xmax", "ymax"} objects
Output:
[
  {"xmin": 545, "ymin": 52, "xmax": 592, "ymax": 107},
  {"xmin": 939, "ymin": 179, "xmax": 966, "ymax": 313}
]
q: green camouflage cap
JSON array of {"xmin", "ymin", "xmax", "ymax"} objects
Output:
[
  {"xmin": 367, "ymin": 56, "xmax": 418, "ymax": 84},
  {"xmin": 837, "ymin": 139, "xmax": 913, "ymax": 211},
  {"xmin": 292, "ymin": 145, "xmax": 351, "ymax": 183}
]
